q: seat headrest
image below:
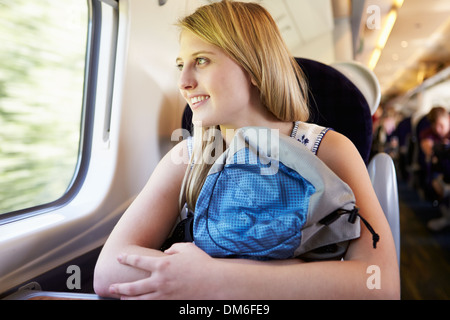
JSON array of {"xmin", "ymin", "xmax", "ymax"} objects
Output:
[{"xmin": 331, "ymin": 61, "xmax": 381, "ymax": 116}]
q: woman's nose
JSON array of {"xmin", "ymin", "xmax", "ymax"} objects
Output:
[{"xmin": 178, "ymin": 68, "xmax": 197, "ymax": 91}]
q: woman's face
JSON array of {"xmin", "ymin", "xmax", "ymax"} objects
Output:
[{"xmin": 177, "ymin": 31, "xmax": 261, "ymax": 129}]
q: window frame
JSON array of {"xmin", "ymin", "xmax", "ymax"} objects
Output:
[{"xmin": 0, "ymin": 0, "xmax": 109, "ymax": 225}]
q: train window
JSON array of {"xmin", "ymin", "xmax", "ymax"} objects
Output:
[{"xmin": 0, "ymin": 1, "xmax": 92, "ymax": 221}]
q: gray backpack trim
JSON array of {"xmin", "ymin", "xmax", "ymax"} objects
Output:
[
  {"xmin": 207, "ymin": 127, "xmax": 362, "ymax": 260},
  {"xmin": 184, "ymin": 126, "xmax": 378, "ymax": 260}
]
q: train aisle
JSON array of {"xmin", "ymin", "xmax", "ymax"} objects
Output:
[{"xmin": 398, "ymin": 180, "xmax": 450, "ymax": 299}]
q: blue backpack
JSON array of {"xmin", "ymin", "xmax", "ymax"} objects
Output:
[{"xmin": 163, "ymin": 126, "xmax": 379, "ymax": 261}]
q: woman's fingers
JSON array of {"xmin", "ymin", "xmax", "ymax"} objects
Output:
[
  {"xmin": 110, "ymin": 244, "xmax": 211, "ymax": 299},
  {"xmin": 117, "ymin": 253, "xmax": 157, "ymax": 271},
  {"xmin": 113, "ymin": 253, "xmax": 173, "ymax": 299},
  {"xmin": 109, "ymin": 277, "xmax": 156, "ymax": 297}
]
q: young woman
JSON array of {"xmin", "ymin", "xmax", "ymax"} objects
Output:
[{"xmin": 93, "ymin": 0, "xmax": 400, "ymax": 299}]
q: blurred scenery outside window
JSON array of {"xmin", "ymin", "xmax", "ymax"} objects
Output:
[{"xmin": 0, "ymin": 0, "xmax": 88, "ymax": 215}]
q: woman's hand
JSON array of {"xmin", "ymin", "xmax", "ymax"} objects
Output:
[{"xmin": 108, "ymin": 243, "xmax": 217, "ymax": 300}]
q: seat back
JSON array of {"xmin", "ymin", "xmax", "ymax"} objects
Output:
[{"xmin": 296, "ymin": 58, "xmax": 374, "ymax": 164}]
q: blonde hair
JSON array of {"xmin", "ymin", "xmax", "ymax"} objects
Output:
[{"xmin": 178, "ymin": 0, "xmax": 310, "ymax": 210}]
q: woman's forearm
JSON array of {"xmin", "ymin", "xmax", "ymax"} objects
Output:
[
  {"xmin": 211, "ymin": 258, "xmax": 399, "ymax": 300},
  {"xmin": 104, "ymin": 238, "xmax": 399, "ymax": 300}
]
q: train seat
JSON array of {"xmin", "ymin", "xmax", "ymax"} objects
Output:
[
  {"xmin": 326, "ymin": 59, "xmax": 400, "ymax": 265},
  {"xmin": 297, "ymin": 58, "xmax": 375, "ymax": 165}
]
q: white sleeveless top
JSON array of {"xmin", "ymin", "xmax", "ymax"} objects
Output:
[
  {"xmin": 187, "ymin": 121, "xmax": 331, "ymax": 157},
  {"xmin": 290, "ymin": 121, "xmax": 331, "ymax": 155}
]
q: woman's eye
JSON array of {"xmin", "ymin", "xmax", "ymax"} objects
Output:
[
  {"xmin": 196, "ymin": 57, "xmax": 208, "ymax": 66},
  {"xmin": 176, "ymin": 58, "xmax": 207, "ymax": 71}
]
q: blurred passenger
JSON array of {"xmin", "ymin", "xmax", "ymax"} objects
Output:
[
  {"xmin": 419, "ymin": 106, "xmax": 450, "ymax": 231},
  {"xmin": 371, "ymin": 108, "xmax": 398, "ymax": 159}
]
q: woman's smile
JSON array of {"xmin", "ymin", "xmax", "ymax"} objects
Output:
[{"xmin": 189, "ymin": 95, "xmax": 210, "ymax": 109}]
